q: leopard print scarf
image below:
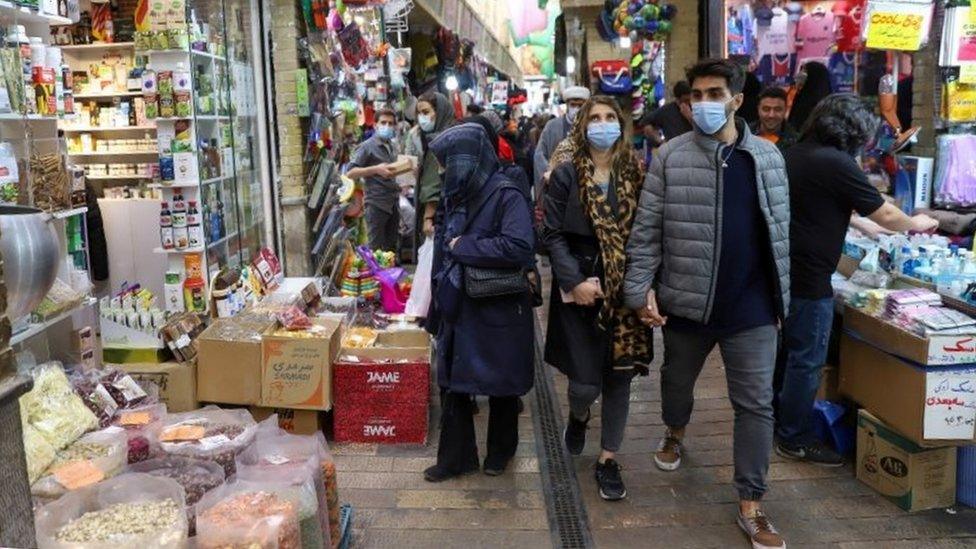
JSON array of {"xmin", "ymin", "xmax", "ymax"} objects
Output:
[{"xmin": 572, "ymin": 144, "xmax": 651, "ymax": 372}]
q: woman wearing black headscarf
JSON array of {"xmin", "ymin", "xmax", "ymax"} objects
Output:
[
  {"xmin": 423, "ymin": 123, "xmax": 536, "ymax": 482},
  {"xmin": 788, "ymin": 62, "xmax": 833, "ymax": 131}
]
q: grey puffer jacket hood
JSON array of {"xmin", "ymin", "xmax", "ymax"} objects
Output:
[{"xmin": 623, "ymin": 118, "xmax": 790, "ymax": 322}]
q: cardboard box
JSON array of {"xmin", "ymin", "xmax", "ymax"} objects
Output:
[
  {"xmin": 334, "ymin": 399, "xmax": 428, "ymax": 444},
  {"xmin": 836, "ymin": 255, "xmax": 860, "ymax": 278},
  {"xmin": 334, "ymin": 359, "xmax": 429, "ymax": 404},
  {"xmin": 114, "ymin": 361, "xmax": 198, "ymax": 412},
  {"xmin": 857, "ymin": 409, "xmax": 956, "ymax": 512},
  {"xmin": 196, "ymin": 317, "xmax": 276, "ymax": 405},
  {"xmin": 249, "ymin": 406, "xmax": 322, "ymax": 435},
  {"xmin": 844, "ymin": 304, "xmax": 976, "ymax": 366},
  {"xmin": 261, "ymin": 319, "xmax": 342, "ymax": 410},
  {"xmin": 338, "ymin": 327, "xmax": 431, "ymax": 363},
  {"xmin": 839, "ymin": 334, "xmax": 976, "ymax": 446}
]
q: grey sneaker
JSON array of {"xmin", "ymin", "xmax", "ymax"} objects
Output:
[
  {"xmin": 737, "ymin": 509, "xmax": 786, "ymax": 549},
  {"xmin": 653, "ymin": 429, "xmax": 683, "ymax": 471}
]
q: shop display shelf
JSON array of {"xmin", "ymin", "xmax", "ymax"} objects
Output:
[
  {"xmin": 85, "ymin": 174, "xmax": 154, "ymax": 180},
  {"xmin": 69, "ymin": 150, "xmax": 159, "ymax": 156},
  {"xmin": 0, "ymin": 112, "xmax": 58, "ymax": 121},
  {"xmin": 202, "ymin": 175, "xmax": 232, "ymax": 186},
  {"xmin": 149, "ymin": 180, "xmax": 200, "ymax": 189},
  {"xmin": 154, "ymin": 116, "xmax": 194, "ymax": 122},
  {"xmin": 153, "ymin": 246, "xmax": 205, "ymax": 255},
  {"xmin": 72, "ymin": 90, "xmax": 143, "ymax": 100},
  {"xmin": 195, "ymin": 115, "xmax": 231, "ymax": 122},
  {"xmin": 59, "ymin": 41, "xmax": 136, "ymax": 51},
  {"xmin": 62, "ymin": 124, "xmax": 156, "ymax": 132},
  {"xmin": 192, "ymin": 49, "xmax": 226, "ymax": 62},
  {"xmin": 49, "ymin": 206, "xmax": 88, "ymax": 219},
  {"xmin": 206, "ymin": 231, "xmax": 237, "ymax": 250},
  {"xmin": 0, "ymin": 1, "xmax": 71, "ymax": 25},
  {"xmin": 11, "ymin": 297, "xmax": 97, "ymax": 346}
]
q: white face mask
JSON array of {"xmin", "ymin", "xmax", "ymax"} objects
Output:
[
  {"xmin": 418, "ymin": 114, "xmax": 435, "ymax": 132},
  {"xmin": 567, "ymin": 106, "xmax": 580, "ymax": 122}
]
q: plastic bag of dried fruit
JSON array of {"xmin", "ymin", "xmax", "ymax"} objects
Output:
[
  {"xmin": 34, "ymin": 472, "xmax": 188, "ymax": 549},
  {"xmin": 157, "ymin": 405, "xmax": 257, "ymax": 477},
  {"xmin": 20, "ymin": 363, "xmax": 99, "ymax": 450},
  {"xmin": 195, "ymin": 480, "xmax": 303, "ymax": 549},
  {"xmin": 246, "ymin": 415, "xmax": 338, "ymax": 548},
  {"xmin": 32, "ymin": 427, "xmax": 129, "ymax": 502},
  {"xmin": 128, "ymin": 456, "xmax": 225, "ymax": 536},
  {"xmin": 110, "ymin": 403, "xmax": 167, "ymax": 463},
  {"xmin": 237, "ymin": 454, "xmax": 326, "ymax": 549}
]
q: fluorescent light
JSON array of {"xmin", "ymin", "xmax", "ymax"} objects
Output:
[
  {"xmin": 566, "ymin": 55, "xmax": 576, "ymax": 73},
  {"xmin": 619, "ymin": 36, "xmax": 631, "ymax": 49},
  {"xmin": 445, "ymin": 75, "xmax": 459, "ymax": 91}
]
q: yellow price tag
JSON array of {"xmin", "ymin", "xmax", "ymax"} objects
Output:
[
  {"xmin": 866, "ymin": 11, "xmax": 927, "ymax": 51},
  {"xmin": 969, "ymin": 6, "xmax": 976, "ymax": 26}
]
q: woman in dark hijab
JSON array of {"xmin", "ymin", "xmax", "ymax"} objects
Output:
[
  {"xmin": 423, "ymin": 123, "xmax": 536, "ymax": 482},
  {"xmin": 406, "ymin": 91, "xmax": 457, "ymax": 241},
  {"xmin": 739, "ymin": 72, "xmax": 762, "ymax": 126},
  {"xmin": 788, "ymin": 61, "xmax": 833, "ymax": 131}
]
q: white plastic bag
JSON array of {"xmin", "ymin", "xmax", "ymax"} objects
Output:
[
  {"xmin": 405, "ymin": 238, "xmax": 434, "ymax": 318},
  {"xmin": 32, "ymin": 427, "xmax": 128, "ymax": 501}
]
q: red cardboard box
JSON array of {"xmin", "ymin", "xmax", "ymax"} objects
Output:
[
  {"xmin": 333, "ymin": 359, "xmax": 429, "ymax": 404},
  {"xmin": 334, "ymin": 399, "xmax": 428, "ymax": 444}
]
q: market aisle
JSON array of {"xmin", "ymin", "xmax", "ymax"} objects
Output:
[
  {"xmin": 332, "ymin": 371, "xmax": 553, "ymax": 548},
  {"xmin": 539, "ymin": 280, "xmax": 976, "ymax": 548}
]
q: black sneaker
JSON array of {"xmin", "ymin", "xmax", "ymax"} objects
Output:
[
  {"xmin": 564, "ymin": 411, "xmax": 589, "ymax": 456},
  {"xmin": 776, "ymin": 440, "xmax": 844, "ymax": 467},
  {"xmin": 423, "ymin": 463, "xmax": 478, "ymax": 482},
  {"xmin": 483, "ymin": 454, "xmax": 512, "ymax": 476},
  {"xmin": 594, "ymin": 459, "xmax": 627, "ymax": 501}
]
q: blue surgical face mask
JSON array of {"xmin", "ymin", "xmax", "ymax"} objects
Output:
[
  {"xmin": 692, "ymin": 98, "xmax": 733, "ymax": 135},
  {"xmin": 376, "ymin": 125, "xmax": 395, "ymax": 140},
  {"xmin": 587, "ymin": 121, "xmax": 621, "ymax": 151},
  {"xmin": 418, "ymin": 115, "xmax": 435, "ymax": 132},
  {"xmin": 567, "ymin": 106, "xmax": 580, "ymax": 122}
]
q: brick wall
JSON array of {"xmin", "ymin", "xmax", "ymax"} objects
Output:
[{"xmin": 270, "ymin": 0, "xmax": 311, "ymax": 276}]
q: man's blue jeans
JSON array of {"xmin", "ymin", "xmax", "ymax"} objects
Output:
[{"xmin": 776, "ymin": 297, "xmax": 835, "ymax": 446}]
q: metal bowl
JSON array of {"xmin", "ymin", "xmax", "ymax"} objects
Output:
[{"xmin": 0, "ymin": 206, "xmax": 60, "ymax": 320}]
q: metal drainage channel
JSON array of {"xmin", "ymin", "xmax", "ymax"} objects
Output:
[{"xmin": 531, "ymin": 317, "xmax": 593, "ymax": 549}]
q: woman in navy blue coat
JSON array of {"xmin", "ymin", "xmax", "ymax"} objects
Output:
[{"xmin": 423, "ymin": 123, "xmax": 536, "ymax": 482}]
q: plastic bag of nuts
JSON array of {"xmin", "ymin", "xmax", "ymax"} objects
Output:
[
  {"xmin": 32, "ymin": 427, "xmax": 129, "ymax": 502},
  {"xmin": 236, "ymin": 462, "xmax": 325, "ymax": 549},
  {"xmin": 34, "ymin": 472, "xmax": 188, "ymax": 549},
  {"xmin": 195, "ymin": 481, "xmax": 302, "ymax": 549},
  {"xmin": 128, "ymin": 456, "xmax": 225, "ymax": 535},
  {"xmin": 157, "ymin": 406, "xmax": 257, "ymax": 477}
]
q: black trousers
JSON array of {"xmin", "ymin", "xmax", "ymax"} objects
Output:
[{"xmin": 436, "ymin": 391, "xmax": 520, "ymax": 473}]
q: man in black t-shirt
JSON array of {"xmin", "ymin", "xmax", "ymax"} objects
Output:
[
  {"xmin": 778, "ymin": 94, "xmax": 938, "ymax": 466},
  {"xmin": 641, "ymin": 80, "xmax": 693, "ymax": 146}
]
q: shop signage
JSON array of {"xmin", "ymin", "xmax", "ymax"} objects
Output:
[
  {"xmin": 923, "ymin": 371, "xmax": 976, "ymax": 439},
  {"xmin": 864, "ymin": 1, "xmax": 934, "ymax": 51},
  {"xmin": 491, "ymin": 81, "xmax": 509, "ymax": 104}
]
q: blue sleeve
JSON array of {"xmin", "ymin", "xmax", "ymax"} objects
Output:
[{"xmin": 451, "ymin": 190, "xmax": 535, "ymax": 269}]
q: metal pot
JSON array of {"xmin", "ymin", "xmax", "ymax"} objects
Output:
[{"xmin": 0, "ymin": 206, "xmax": 60, "ymax": 320}]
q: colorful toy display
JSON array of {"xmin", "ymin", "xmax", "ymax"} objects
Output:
[{"xmin": 609, "ymin": 0, "xmax": 678, "ymax": 41}]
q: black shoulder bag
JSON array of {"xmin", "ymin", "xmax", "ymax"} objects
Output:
[{"xmin": 458, "ymin": 182, "xmax": 532, "ymax": 299}]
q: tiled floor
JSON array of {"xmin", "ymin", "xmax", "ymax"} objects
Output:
[{"xmin": 332, "ymin": 272, "xmax": 976, "ymax": 548}]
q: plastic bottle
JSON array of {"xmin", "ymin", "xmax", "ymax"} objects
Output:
[
  {"xmin": 186, "ymin": 201, "xmax": 202, "ymax": 248},
  {"xmin": 6, "ymin": 26, "xmax": 31, "ymax": 114},
  {"xmin": 159, "ymin": 201, "xmax": 173, "ymax": 249}
]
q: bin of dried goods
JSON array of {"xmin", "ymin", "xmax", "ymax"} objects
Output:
[
  {"xmin": 34, "ymin": 472, "xmax": 188, "ymax": 549},
  {"xmin": 128, "ymin": 456, "xmax": 225, "ymax": 535},
  {"xmin": 195, "ymin": 482, "xmax": 301, "ymax": 549},
  {"xmin": 110, "ymin": 403, "xmax": 167, "ymax": 463},
  {"xmin": 31, "ymin": 427, "xmax": 128, "ymax": 501},
  {"xmin": 157, "ymin": 406, "xmax": 256, "ymax": 476}
]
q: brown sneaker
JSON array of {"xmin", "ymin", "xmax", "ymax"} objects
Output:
[
  {"xmin": 653, "ymin": 428, "xmax": 683, "ymax": 471},
  {"xmin": 737, "ymin": 509, "xmax": 786, "ymax": 549}
]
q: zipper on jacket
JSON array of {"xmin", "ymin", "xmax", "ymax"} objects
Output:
[{"xmin": 702, "ymin": 142, "xmax": 724, "ymax": 323}]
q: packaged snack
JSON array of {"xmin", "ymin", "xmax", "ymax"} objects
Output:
[
  {"xmin": 32, "ymin": 428, "xmax": 129, "ymax": 501},
  {"xmin": 34, "ymin": 473, "xmax": 188, "ymax": 549},
  {"xmin": 157, "ymin": 406, "xmax": 257, "ymax": 476},
  {"xmin": 22, "ymin": 420, "xmax": 57, "ymax": 484},
  {"xmin": 235, "ymin": 467, "xmax": 324, "ymax": 549}
]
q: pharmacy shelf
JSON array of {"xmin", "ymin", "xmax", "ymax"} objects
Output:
[
  {"xmin": 62, "ymin": 125, "xmax": 156, "ymax": 132},
  {"xmin": 153, "ymin": 246, "xmax": 205, "ymax": 255},
  {"xmin": 0, "ymin": 1, "xmax": 72, "ymax": 25},
  {"xmin": 50, "ymin": 206, "xmax": 88, "ymax": 219},
  {"xmin": 0, "ymin": 112, "xmax": 58, "ymax": 121},
  {"xmin": 60, "ymin": 41, "xmax": 136, "ymax": 51},
  {"xmin": 11, "ymin": 297, "xmax": 96, "ymax": 346},
  {"xmin": 68, "ymin": 150, "xmax": 158, "ymax": 157},
  {"xmin": 85, "ymin": 174, "xmax": 153, "ymax": 180},
  {"xmin": 207, "ymin": 231, "xmax": 237, "ymax": 250},
  {"xmin": 73, "ymin": 91, "xmax": 143, "ymax": 100},
  {"xmin": 149, "ymin": 180, "xmax": 201, "ymax": 189},
  {"xmin": 140, "ymin": 48, "xmax": 225, "ymax": 62}
]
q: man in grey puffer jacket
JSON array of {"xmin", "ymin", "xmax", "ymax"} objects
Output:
[{"xmin": 623, "ymin": 59, "xmax": 790, "ymax": 549}]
